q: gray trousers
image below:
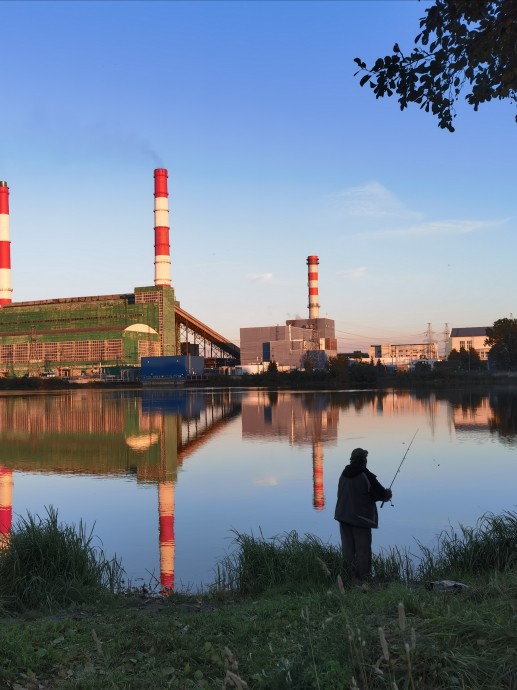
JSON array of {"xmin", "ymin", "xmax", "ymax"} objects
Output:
[{"xmin": 339, "ymin": 522, "xmax": 372, "ymax": 580}]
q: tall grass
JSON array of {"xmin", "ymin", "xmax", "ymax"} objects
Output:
[
  {"xmin": 216, "ymin": 511, "xmax": 517, "ymax": 594},
  {"xmin": 415, "ymin": 511, "xmax": 517, "ymax": 580},
  {"xmin": 0, "ymin": 506, "xmax": 124, "ymax": 612},
  {"xmin": 215, "ymin": 529, "xmax": 344, "ymax": 594}
]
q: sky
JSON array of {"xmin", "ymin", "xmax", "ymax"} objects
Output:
[{"xmin": 1, "ymin": 0, "xmax": 515, "ymax": 354}]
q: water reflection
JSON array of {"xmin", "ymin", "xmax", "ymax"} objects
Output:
[
  {"xmin": 0, "ymin": 389, "xmax": 241, "ymax": 591},
  {"xmin": 242, "ymin": 391, "xmax": 338, "ymax": 509},
  {"xmin": 0, "ymin": 386, "xmax": 516, "ymax": 590},
  {"xmin": 0, "ymin": 467, "xmax": 13, "ymax": 548}
]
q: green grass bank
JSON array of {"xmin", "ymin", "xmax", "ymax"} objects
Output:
[{"xmin": 0, "ymin": 511, "xmax": 516, "ymax": 689}]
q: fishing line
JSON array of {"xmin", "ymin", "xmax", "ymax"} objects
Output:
[{"xmin": 381, "ymin": 428, "xmax": 419, "ymax": 508}]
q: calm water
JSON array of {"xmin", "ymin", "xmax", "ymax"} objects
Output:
[{"xmin": 0, "ymin": 386, "xmax": 516, "ymax": 590}]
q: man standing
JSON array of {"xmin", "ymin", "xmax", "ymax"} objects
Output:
[{"xmin": 334, "ymin": 448, "xmax": 392, "ymax": 581}]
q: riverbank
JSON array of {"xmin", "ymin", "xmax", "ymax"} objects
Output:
[
  {"xmin": 0, "ymin": 367, "xmax": 509, "ymax": 393},
  {"xmin": 1, "ymin": 512, "xmax": 516, "ymax": 689},
  {"xmin": 3, "ymin": 572, "xmax": 517, "ymax": 689}
]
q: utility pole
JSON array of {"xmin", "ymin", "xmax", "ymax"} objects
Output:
[
  {"xmin": 425, "ymin": 322, "xmax": 435, "ymax": 359},
  {"xmin": 442, "ymin": 322, "xmax": 450, "ymax": 359}
]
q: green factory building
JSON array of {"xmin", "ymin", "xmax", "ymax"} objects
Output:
[{"xmin": 0, "ymin": 285, "xmax": 177, "ymax": 378}]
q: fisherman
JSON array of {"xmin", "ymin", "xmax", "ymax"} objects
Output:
[{"xmin": 334, "ymin": 448, "xmax": 392, "ymax": 581}]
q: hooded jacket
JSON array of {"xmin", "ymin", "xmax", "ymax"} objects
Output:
[{"xmin": 334, "ymin": 461, "xmax": 390, "ymax": 529}]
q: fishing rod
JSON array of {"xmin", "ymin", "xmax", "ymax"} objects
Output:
[{"xmin": 381, "ymin": 428, "xmax": 419, "ymax": 508}]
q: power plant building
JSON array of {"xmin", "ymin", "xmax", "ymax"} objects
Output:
[
  {"xmin": 240, "ymin": 256, "xmax": 337, "ymax": 369},
  {"xmin": 0, "ymin": 287, "xmax": 173, "ymax": 377},
  {"xmin": 1, "ymin": 171, "xmax": 335, "ymax": 377}
]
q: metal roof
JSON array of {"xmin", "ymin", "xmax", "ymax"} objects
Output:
[{"xmin": 450, "ymin": 327, "xmax": 489, "ymax": 337}]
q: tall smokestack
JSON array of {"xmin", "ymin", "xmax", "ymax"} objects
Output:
[
  {"xmin": 0, "ymin": 181, "xmax": 12, "ymax": 306},
  {"xmin": 154, "ymin": 168, "xmax": 171, "ymax": 287},
  {"xmin": 307, "ymin": 255, "xmax": 319, "ymax": 319}
]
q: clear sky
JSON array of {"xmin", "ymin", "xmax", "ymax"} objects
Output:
[{"xmin": 1, "ymin": 0, "xmax": 515, "ymax": 353}]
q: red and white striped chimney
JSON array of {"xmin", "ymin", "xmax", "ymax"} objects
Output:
[
  {"xmin": 307, "ymin": 255, "xmax": 319, "ymax": 319},
  {"xmin": 154, "ymin": 168, "xmax": 171, "ymax": 287},
  {"xmin": 0, "ymin": 181, "xmax": 12, "ymax": 306}
]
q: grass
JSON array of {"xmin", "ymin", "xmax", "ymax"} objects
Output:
[
  {"xmin": 216, "ymin": 512, "xmax": 517, "ymax": 594},
  {"xmin": 0, "ymin": 506, "xmax": 124, "ymax": 613},
  {"xmin": 215, "ymin": 528, "xmax": 344, "ymax": 594},
  {"xmin": 0, "ymin": 510, "xmax": 516, "ymax": 688}
]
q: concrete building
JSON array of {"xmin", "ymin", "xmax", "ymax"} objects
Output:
[{"xmin": 240, "ymin": 256, "xmax": 337, "ymax": 370}]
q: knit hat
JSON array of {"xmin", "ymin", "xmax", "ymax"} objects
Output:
[{"xmin": 350, "ymin": 447, "xmax": 368, "ymax": 463}]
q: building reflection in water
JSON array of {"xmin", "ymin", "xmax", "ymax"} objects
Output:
[
  {"xmin": 241, "ymin": 391, "xmax": 339, "ymax": 510},
  {"xmin": 0, "ymin": 390, "xmax": 241, "ymax": 592}
]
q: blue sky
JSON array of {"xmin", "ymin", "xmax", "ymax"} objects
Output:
[{"xmin": 2, "ymin": 0, "xmax": 515, "ymax": 353}]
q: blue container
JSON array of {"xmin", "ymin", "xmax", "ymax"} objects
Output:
[{"xmin": 141, "ymin": 356, "xmax": 205, "ymax": 378}]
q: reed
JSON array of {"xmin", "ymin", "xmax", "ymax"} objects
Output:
[
  {"xmin": 216, "ymin": 511, "xmax": 517, "ymax": 594},
  {"xmin": 415, "ymin": 511, "xmax": 517, "ymax": 581},
  {"xmin": 215, "ymin": 529, "xmax": 343, "ymax": 594},
  {"xmin": 0, "ymin": 506, "xmax": 124, "ymax": 612}
]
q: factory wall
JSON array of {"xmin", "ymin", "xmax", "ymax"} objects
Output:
[
  {"xmin": 369, "ymin": 342, "xmax": 438, "ymax": 362},
  {"xmin": 240, "ymin": 321, "xmax": 337, "ymax": 369},
  {"xmin": 286, "ymin": 318, "xmax": 337, "ymax": 358},
  {"xmin": 240, "ymin": 318, "xmax": 337, "ymax": 369},
  {"xmin": 240, "ymin": 325, "xmax": 310, "ymax": 367},
  {"xmin": 0, "ymin": 285, "xmax": 176, "ymax": 377},
  {"xmin": 286, "ymin": 317, "xmax": 336, "ymax": 341}
]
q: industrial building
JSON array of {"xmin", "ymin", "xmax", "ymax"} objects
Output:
[
  {"xmin": 240, "ymin": 256, "xmax": 337, "ymax": 370},
  {"xmin": 369, "ymin": 342, "xmax": 439, "ymax": 368},
  {"xmin": 0, "ymin": 171, "xmax": 238, "ymax": 378}
]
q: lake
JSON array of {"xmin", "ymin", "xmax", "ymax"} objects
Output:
[{"xmin": 0, "ymin": 386, "xmax": 515, "ymax": 591}]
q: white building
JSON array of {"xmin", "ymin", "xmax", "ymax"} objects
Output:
[{"xmin": 449, "ymin": 327, "xmax": 490, "ymax": 361}]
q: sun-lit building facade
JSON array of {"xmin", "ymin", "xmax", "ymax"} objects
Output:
[{"xmin": 449, "ymin": 327, "xmax": 490, "ymax": 361}]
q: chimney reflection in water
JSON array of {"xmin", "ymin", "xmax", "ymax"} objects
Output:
[
  {"xmin": 0, "ymin": 467, "xmax": 13, "ymax": 547},
  {"xmin": 312, "ymin": 441, "xmax": 324, "ymax": 510},
  {"xmin": 158, "ymin": 481, "xmax": 175, "ymax": 591}
]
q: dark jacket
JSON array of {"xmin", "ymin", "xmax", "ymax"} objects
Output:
[{"xmin": 334, "ymin": 461, "xmax": 391, "ymax": 529}]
